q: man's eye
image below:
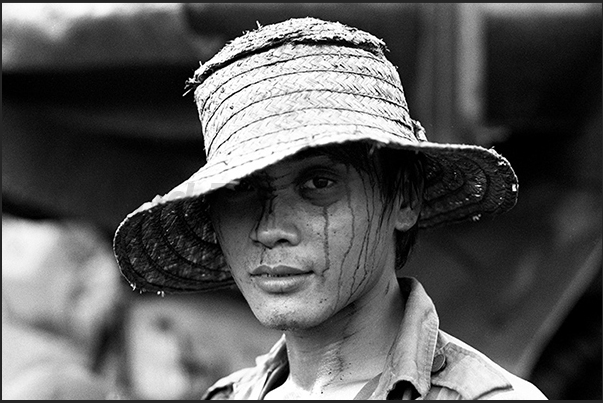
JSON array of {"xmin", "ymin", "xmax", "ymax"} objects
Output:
[{"xmin": 303, "ymin": 177, "xmax": 334, "ymax": 190}]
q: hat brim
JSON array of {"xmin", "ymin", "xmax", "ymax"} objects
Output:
[{"xmin": 113, "ymin": 128, "xmax": 518, "ymax": 294}]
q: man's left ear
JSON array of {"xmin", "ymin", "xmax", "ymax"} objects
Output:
[
  {"xmin": 394, "ymin": 204, "xmax": 420, "ymax": 232},
  {"xmin": 394, "ymin": 175, "xmax": 423, "ymax": 232}
]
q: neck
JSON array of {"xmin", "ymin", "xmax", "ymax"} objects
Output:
[{"xmin": 266, "ymin": 276, "xmax": 405, "ymax": 400}]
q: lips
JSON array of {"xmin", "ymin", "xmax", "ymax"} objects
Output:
[
  {"xmin": 250, "ymin": 265, "xmax": 313, "ymax": 293},
  {"xmin": 251, "ymin": 265, "xmax": 310, "ymax": 277}
]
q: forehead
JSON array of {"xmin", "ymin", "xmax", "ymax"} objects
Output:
[
  {"xmin": 286, "ymin": 148, "xmax": 340, "ymax": 165},
  {"xmin": 257, "ymin": 145, "xmax": 370, "ymax": 176},
  {"xmin": 287, "ymin": 144, "xmax": 368, "ymax": 163},
  {"xmin": 256, "ymin": 150, "xmax": 345, "ymax": 180}
]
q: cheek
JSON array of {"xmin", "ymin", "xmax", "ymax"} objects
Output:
[
  {"xmin": 325, "ymin": 194, "xmax": 392, "ymax": 287},
  {"xmin": 331, "ymin": 196, "xmax": 384, "ymax": 254}
]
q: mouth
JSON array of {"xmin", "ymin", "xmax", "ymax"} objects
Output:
[
  {"xmin": 254, "ymin": 273, "xmax": 303, "ymax": 278},
  {"xmin": 251, "ymin": 265, "xmax": 311, "ymax": 277},
  {"xmin": 250, "ymin": 265, "xmax": 313, "ymax": 293}
]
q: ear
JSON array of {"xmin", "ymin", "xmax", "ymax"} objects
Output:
[
  {"xmin": 394, "ymin": 172, "xmax": 423, "ymax": 232},
  {"xmin": 394, "ymin": 204, "xmax": 420, "ymax": 232}
]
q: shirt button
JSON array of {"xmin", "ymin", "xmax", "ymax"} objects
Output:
[{"xmin": 431, "ymin": 353, "xmax": 446, "ymax": 373}]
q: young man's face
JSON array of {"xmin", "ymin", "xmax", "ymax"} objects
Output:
[{"xmin": 208, "ymin": 148, "xmax": 403, "ymax": 331}]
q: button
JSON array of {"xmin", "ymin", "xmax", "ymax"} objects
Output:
[{"xmin": 431, "ymin": 353, "xmax": 446, "ymax": 373}]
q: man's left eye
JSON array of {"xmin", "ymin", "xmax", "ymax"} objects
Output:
[{"xmin": 303, "ymin": 177, "xmax": 334, "ymax": 190}]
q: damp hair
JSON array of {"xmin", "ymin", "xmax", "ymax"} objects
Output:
[{"xmin": 299, "ymin": 141, "xmax": 425, "ymax": 270}]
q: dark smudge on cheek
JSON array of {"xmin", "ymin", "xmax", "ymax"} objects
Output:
[
  {"xmin": 347, "ymin": 171, "xmax": 382, "ymax": 301},
  {"xmin": 340, "ymin": 181, "xmax": 355, "ymax": 292},
  {"xmin": 322, "ymin": 205, "xmax": 330, "ymax": 273},
  {"xmin": 357, "ymin": 175, "xmax": 372, "ymax": 289},
  {"xmin": 343, "ymin": 170, "xmax": 371, "ymax": 305}
]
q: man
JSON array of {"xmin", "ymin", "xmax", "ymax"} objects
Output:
[{"xmin": 113, "ymin": 17, "xmax": 547, "ymax": 399}]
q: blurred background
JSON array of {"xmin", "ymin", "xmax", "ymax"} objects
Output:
[{"xmin": 2, "ymin": 3, "xmax": 601, "ymax": 400}]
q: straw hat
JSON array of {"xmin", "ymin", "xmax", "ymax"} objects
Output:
[{"xmin": 113, "ymin": 17, "xmax": 518, "ymax": 294}]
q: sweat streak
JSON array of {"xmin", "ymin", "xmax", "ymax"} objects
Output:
[
  {"xmin": 338, "ymin": 169, "xmax": 355, "ymax": 306},
  {"xmin": 352, "ymin": 174, "xmax": 373, "ymax": 300},
  {"xmin": 322, "ymin": 205, "xmax": 330, "ymax": 275}
]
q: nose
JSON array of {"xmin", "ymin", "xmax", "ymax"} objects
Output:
[{"xmin": 251, "ymin": 195, "xmax": 301, "ymax": 248}]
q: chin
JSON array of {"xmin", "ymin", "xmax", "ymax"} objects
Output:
[
  {"xmin": 254, "ymin": 309, "xmax": 322, "ymax": 332},
  {"xmin": 244, "ymin": 291, "xmax": 335, "ymax": 331}
]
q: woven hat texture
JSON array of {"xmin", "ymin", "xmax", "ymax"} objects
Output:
[{"xmin": 113, "ymin": 17, "xmax": 518, "ymax": 294}]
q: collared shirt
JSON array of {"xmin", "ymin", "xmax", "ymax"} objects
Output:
[{"xmin": 202, "ymin": 277, "xmax": 547, "ymax": 400}]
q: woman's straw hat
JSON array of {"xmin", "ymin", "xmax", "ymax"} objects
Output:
[{"xmin": 113, "ymin": 18, "xmax": 518, "ymax": 294}]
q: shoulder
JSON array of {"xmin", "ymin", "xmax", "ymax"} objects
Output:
[
  {"xmin": 202, "ymin": 335, "xmax": 288, "ymax": 400},
  {"xmin": 428, "ymin": 331, "xmax": 548, "ymax": 400},
  {"xmin": 201, "ymin": 366, "xmax": 257, "ymax": 400}
]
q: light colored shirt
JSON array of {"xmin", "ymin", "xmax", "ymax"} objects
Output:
[{"xmin": 202, "ymin": 277, "xmax": 547, "ymax": 400}]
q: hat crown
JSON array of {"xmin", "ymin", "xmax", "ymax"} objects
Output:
[
  {"xmin": 185, "ymin": 17, "xmax": 388, "ymax": 92},
  {"xmin": 187, "ymin": 18, "xmax": 417, "ymax": 164}
]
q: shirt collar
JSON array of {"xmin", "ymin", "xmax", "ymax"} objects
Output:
[{"xmin": 371, "ymin": 276, "xmax": 440, "ymax": 399}]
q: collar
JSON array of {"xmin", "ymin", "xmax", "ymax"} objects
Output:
[{"xmin": 370, "ymin": 276, "xmax": 440, "ymax": 399}]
